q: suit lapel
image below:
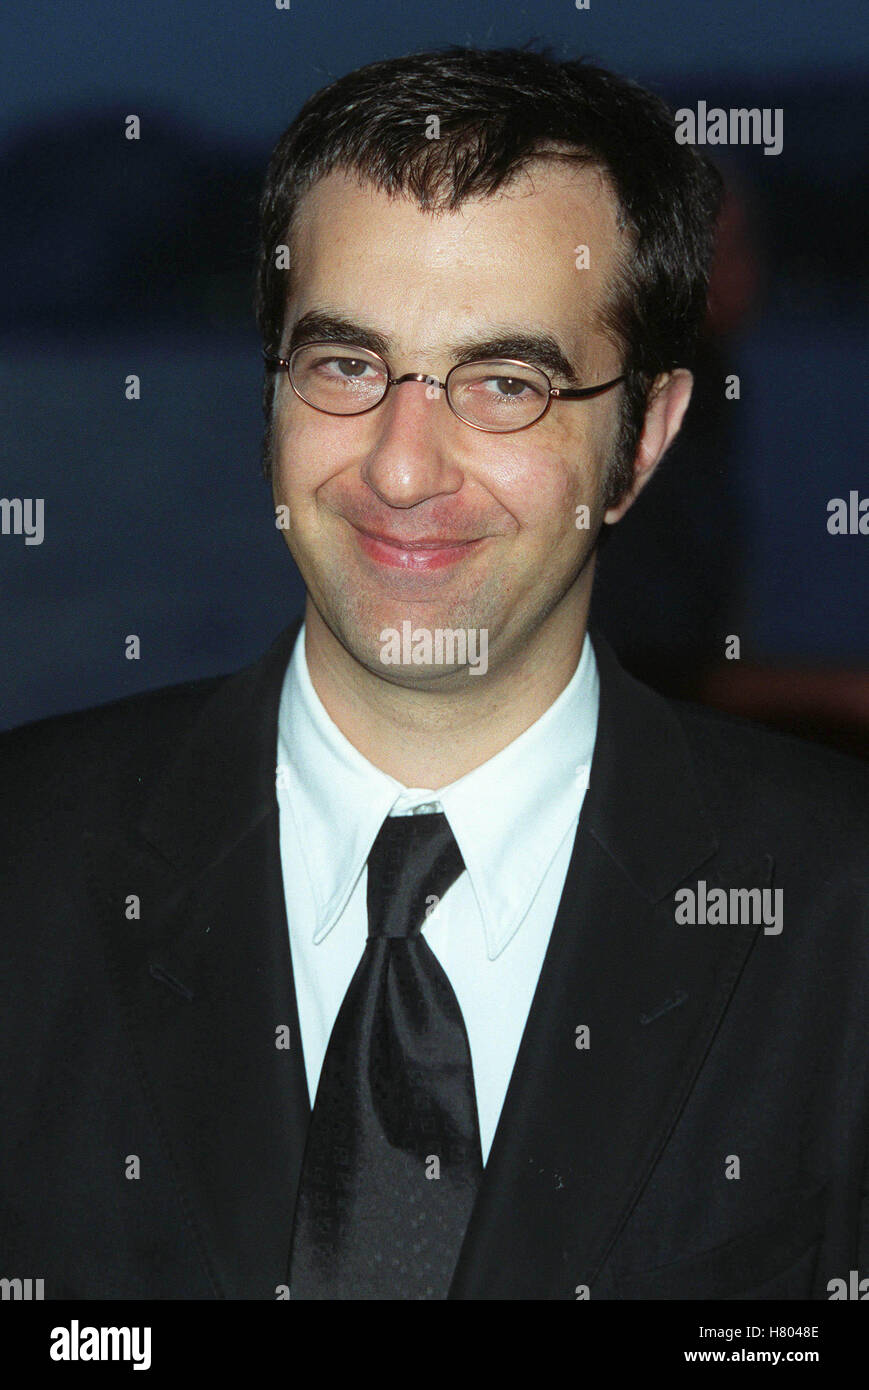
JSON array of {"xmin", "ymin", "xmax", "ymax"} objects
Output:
[
  {"xmin": 449, "ymin": 634, "xmax": 772, "ymax": 1299},
  {"xmin": 85, "ymin": 619, "xmax": 310, "ymax": 1299}
]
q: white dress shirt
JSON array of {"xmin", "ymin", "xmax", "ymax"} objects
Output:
[{"xmin": 275, "ymin": 623, "xmax": 599, "ymax": 1164}]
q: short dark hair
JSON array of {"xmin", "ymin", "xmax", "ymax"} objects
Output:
[{"xmin": 255, "ymin": 45, "xmax": 723, "ymax": 504}]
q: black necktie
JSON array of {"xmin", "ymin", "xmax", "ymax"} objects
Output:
[{"xmin": 288, "ymin": 811, "xmax": 484, "ymax": 1299}]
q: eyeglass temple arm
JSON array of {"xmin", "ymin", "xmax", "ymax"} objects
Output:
[{"xmin": 551, "ymin": 374, "xmax": 626, "ymax": 399}]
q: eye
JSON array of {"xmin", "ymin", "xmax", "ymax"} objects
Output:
[
  {"xmin": 479, "ymin": 375, "xmax": 544, "ymax": 399},
  {"xmin": 314, "ymin": 355, "xmax": 378, "ymax": 380}
]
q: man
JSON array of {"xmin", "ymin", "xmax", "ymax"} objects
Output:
[{"xmin": 1, "ymin": 47, "xmax": 866, "ymax": 1302}]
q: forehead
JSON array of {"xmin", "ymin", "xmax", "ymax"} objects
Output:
[{"xmin": 286, "ymin": 160, "xmax": 624, "ymax": 353}]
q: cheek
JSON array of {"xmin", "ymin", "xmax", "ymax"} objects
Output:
[
  {"xmin": 485, "ymin": 429, "xmax": 599, "ymax": 537},
  {"xmin": 271, "ymin": 401, "xmax": 342, "ymax": 500}
]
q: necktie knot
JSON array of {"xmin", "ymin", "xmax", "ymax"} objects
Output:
[{"xmin": 367, "ymin": 811, "xmax": 465, "ymax": 939}]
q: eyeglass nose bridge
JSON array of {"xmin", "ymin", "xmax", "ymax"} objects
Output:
[{"xmin": 387, "ymin": 371, "xmax": 448, "ymax": 391}]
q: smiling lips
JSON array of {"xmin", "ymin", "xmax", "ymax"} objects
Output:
[{"xmin": 352, "ymin": 524, "xmax": 486, "ymax": 571}]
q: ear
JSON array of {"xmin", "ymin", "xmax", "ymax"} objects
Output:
[{"xmin": 603, "ymin": 368, "xmax": 694, "ymax": 525}]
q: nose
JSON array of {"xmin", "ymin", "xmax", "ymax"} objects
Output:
[{"xmin": 360, "ymin": 375, "xmax": 465, "ymax": 510}]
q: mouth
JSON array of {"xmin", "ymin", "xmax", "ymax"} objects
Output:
[{"xmin": 350, "ymin": 523, "xmax": 487, "ymax": 571}]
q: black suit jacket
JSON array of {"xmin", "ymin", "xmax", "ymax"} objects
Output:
[{"xmin": 1, "ymin": 618, "xmax": 867, "ymax": 1299}]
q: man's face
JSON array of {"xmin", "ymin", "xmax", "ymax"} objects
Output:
[{"xmin": 269, "ymin": 161, "xmax": 628, "ymax": 688}]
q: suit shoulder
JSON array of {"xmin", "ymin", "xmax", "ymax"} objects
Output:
[
  {"xmin": 0, "ymin": 675, "xmax": 226, "ymax": 832},
  {"xmin": 0, "ymin": 673, "xmax": 224, "ymax": 759},
  {"xmin": 667, "ymin": 695, "xmax": 869, "ymax": 858}
]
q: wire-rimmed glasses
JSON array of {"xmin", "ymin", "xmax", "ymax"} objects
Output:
[{"xmin": 264, "ymin": 341, "xmax": 625, "ymax": 434}]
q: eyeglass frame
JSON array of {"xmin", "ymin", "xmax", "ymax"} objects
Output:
[{"xmin": 263, "ymin": 341, "xmax": 626, "ymax": 434}]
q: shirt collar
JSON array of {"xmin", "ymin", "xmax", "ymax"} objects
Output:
[{"xmin": 276, "ymin": 624, "xmax": 599, "ymax": 960}]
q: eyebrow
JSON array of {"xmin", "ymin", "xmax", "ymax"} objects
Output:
[{"xmin": 286, "ymin": 310, "xmax": 585, "ymax": 385}]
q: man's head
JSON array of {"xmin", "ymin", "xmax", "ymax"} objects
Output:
[{"xmin": 255, "ymin": 47, "xmax": 722, "ymax": 691}]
